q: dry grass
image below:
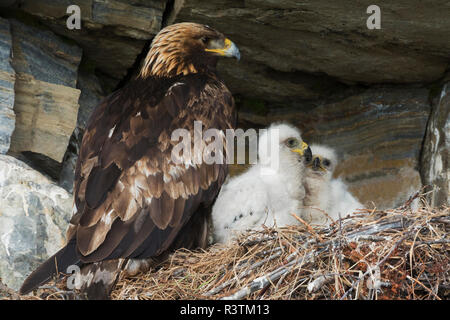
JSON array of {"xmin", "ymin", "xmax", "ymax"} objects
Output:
[{"xmin": 3, "ymin": 193, "xmax": 449, "ymax": 300}]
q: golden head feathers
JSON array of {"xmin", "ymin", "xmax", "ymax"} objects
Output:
[{"xmin": 140, "ymin": 22, "xmax": 240, "ymax": 78}]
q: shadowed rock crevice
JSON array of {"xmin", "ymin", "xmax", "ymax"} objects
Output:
[{"xmin": 115, "ymin": 0, "xmax": 178, "ymax": 91}]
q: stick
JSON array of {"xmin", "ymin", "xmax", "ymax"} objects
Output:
[
  {"xmin": 307, "ymin": 274, "xmax": 334, "ymax": 293},
  {"xmin": 291, "ymin": 213, "xmax": 324, "ymax": 242},
  {"xmin": 221, "ymin": 247, "xmax": 328, "ymax": 300},
  {"xmin": 204, "ymin": 249, "xmax": 283, "ymax": 296}
]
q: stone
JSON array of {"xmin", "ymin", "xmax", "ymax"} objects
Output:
[
  {"xmin": 20, "ymin": 0, "xmax": 165, "ymax": 38},
  {"xmin": 75, "ymin": 69, "xmax": 106, "ymax": 132},
  {"xmin": 42, "ymin": 25, "xmax": 145, "ymax": 87},
  {"xmin": 174, "ymin": 0, "xmax": 450, "ymax": 102},
  {"xmin": 8, "ymin": 19, "xmax": 81, "ymax": 163},
  {"xmin": 239, "ymin": 86, "xmax": 431, "ymax": 209},
  {"xmin": 218, "ymin": 60, "xmax": 347, "ymax": 102},
  {"xmin": 0, "ymin": 155, "xmax": 72, "ymax": 291},
  {"xmin": 8, "ymin": 0, "xmax": 167, "ymax": 86},
  {"xmin": 421, "ymin": 78, "xmax": 450, "ymax": 206},
  {"xmin": 0, "ymin": 17, "xmax": 15, "ymax": 155}
]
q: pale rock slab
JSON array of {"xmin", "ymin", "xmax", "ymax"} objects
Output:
[{"xmin": 0, "ymin": 155, "xmax": 72, "ymax": 291}]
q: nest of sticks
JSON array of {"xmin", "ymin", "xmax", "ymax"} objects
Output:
[{"xmin": 3, "ymin": 193, "xmax": 449, "ymax": 300}]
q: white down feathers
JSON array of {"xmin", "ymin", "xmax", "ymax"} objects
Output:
[
  {"xmin": 302, "ymin": 144, "xmax": 364, "ymax": 226},
  {"xmin": 212, "ymin": 123, "xmax": 310, "ymax": 243}
]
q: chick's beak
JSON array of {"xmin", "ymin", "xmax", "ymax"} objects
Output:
[
  {"xmin": 292, "ymin": 142, "xmax": 312, "ymax": 163},
  {"xmin": 309, "ymin": 155, "xmax": 328, "ymax": 172},
  {"xmin": 304, "ymin": 146, "xmax": 313, "ymax": 164},
  {"xmin": 312, "ymin": 156, "xmax": 321, "ymax": 169},
  {"xmin": 205, "ymin": 38, "xmax": 241, "ymax": 61}
]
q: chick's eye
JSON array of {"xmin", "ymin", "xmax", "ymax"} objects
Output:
[
  {"xmin": 286, "ymin": 138, "xmax": 298, "ymax": 147},
  {"xmin": 323, "ymin": 159, "xmax": 331, "ymax": 167}
]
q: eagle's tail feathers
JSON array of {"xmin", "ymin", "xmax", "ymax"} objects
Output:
[
  {"xmin": 80, "ymin": 259, "xmax": 127, "ymax": 300},
  {"xmin": 19, "ymin": 238, "xmax": 80, "ymax": 295}
]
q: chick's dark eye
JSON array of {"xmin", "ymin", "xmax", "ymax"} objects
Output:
[
  {"xmin": 286, "ymin": 138, "xmax": 297, "ymax": 147},
  {"xmin": 323, "ymin": 159, "xmax": 331, "ymax": 167}
]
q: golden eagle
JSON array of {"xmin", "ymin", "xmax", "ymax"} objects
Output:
[{"xmin": 20, "ymin": 22, "xmax": 240, "ymax": 299}]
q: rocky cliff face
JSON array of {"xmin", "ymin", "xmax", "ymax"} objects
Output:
[
  {"xmin": 173, "ymin": 0, "xmax": 449, "ymax": 209},
  {"xmin": 8, "ymin": 19, "xmax": 82, "ymax": 163},
  {"xmin": 174, "ymin": 0, "xmax": 450, "ymax": 101},
  {"xmin": 239, "ymin": 86, "xmax": 431, "ymax": 208},
  {"xmin": 12, "ymin": 0, "xmax": 167, "ymax": 89},
  {"xmin": 0, "ymin": 17, "xmax": 15, "ymax": 155},
  {"xmin": 0, "ymin": 0, "xmax": 448, "ymax": 292}
]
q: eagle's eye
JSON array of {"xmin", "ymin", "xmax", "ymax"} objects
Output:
[
  {"xmin": 285, "ymin": 138, "xmax": 298, "ymax": 148},
  {"xmin": 201, "ymin": 37, "xmax": 210, "ymax": 45},
  {"xmin": 322, "ymin": 159, "xmax": 331, "ymax": 167}
]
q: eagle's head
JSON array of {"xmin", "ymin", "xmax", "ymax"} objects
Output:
[
  {"xmin": 140, "ymin": 22, "xmax": 240, "ymax": 78},
  {"xmin": 308, "ymin": 144, "xmax": 338, "ymax": 180}
]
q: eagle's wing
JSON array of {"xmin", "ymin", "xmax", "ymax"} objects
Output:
[
  {"xmin": 19, "ymin": 75, "xmax": 235, "ymax": 297},
  {"xmin": 69, "ymin": 75, "xmax": 235, "ymax": 263}
]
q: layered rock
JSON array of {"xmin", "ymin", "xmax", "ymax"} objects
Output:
[
  {"xmin": 174, "ymin": 0, "xmax": 450, "ymax": 102},
  {"xmin": 6, "ymin": 0, "xmax": 168, "ymax": 88},
  {"xmin": 20, "ymin": 0, "xmax": 165, "ymax": 39},
  {"xmin": 0, "ymin": 155, "xmax": 72, "ymax": 291},
  {"xmin": 240, "ymin": 86, "xmax": 431, "ymax": 209},
  {"xmin": 8, "ymin": 19, "xmax": 81, "ymax": 163},
  {"xmin": 0, "ymin": 17, "xmax": 15, "ymax": 154},
  {"xmin": 421, "ymin": 77, "xmax": 450, "ymax": 206}
]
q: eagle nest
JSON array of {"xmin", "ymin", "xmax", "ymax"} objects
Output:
[{"xmin": 2, "ymin": 193, "xmax": 449, "ymax": 300}]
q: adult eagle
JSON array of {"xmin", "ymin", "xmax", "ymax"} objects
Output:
[{"xmin": 20, "ymin": 22, "xmax": 240, "ymax": 299}]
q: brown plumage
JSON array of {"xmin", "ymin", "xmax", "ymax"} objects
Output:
[{"xmin": 20, "ymin": 22, "xmax": 240, "ymax": 299}]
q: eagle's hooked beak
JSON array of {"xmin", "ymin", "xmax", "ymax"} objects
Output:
[
  {"xmin": 292, "ymin": 142, "xmax": 312, "ymax": 163},
  {"xmin": 205, "ymin": 38, "xmax": 241, "ymax": 61}
]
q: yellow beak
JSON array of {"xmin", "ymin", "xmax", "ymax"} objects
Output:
[
  {"xmin": 205, "ymin": 38, "xmax": 241, "ymax": 60},
  {"xmin": 291, "ymin": 141, "xmax": 309, "ymax": 156}
]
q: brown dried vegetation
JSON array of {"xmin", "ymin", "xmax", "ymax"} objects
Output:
[{"xmin": 2, "ymin": 193, "xmax": 449, "ymax": 300}]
